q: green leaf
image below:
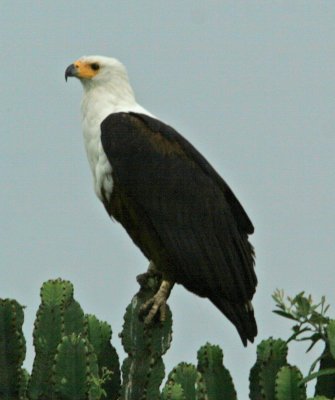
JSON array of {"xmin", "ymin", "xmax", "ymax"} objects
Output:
[{"xmin": 273, "ymin": 310, "xmax": 298, "ymax": 321}]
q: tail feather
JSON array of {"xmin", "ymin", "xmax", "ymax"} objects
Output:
[{"xmin": 211, "ymin": 297, "xmax": 257, "ymax": 346}]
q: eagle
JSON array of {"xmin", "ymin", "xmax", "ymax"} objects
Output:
[{"xmin": 65, "ymin": 56, "xmax": 257, "ymax": 345}]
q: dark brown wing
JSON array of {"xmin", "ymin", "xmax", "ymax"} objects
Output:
[{"xmin": 101, "ymin": 112, "xmax": 257, "ymax": 344}]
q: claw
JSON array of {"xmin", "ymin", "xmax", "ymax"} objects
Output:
[{"xmin": 140, "ymin": 280, "xmax": 173, "ymax": 324}]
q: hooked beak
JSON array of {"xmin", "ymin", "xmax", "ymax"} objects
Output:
[{"xmin": 65, "ymin": 64, "xmax": 77, "ymax": 81}]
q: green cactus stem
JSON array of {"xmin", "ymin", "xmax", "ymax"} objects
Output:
[
  {"xmin": 86, "ymin": 314, "xmax": 120, "ymax": 399},
  {"xmin": 161, "ymin": 382, "xmax": 186, "ymax": 400},
  {"xmin": 275, "ymin": 365, "xmax": 306, "ymax": 400},
  {"xmin": 197, "ymin": 342, "xmax": 237, "ymax": 399},
  {"xmin": 28, "ymin": 278, "xmax": 85, "ymax": 399},
  {"xmin": 166, "ymin": 362, "xmax": 206, "ymax": 400},
  {"xmin": 0, "ymin": 299, "xmax": 26, "ymax": 399},
  {"xmin": 120, "ymin": 271, "xmax": 173, "ymax": 400},
  {"xmin": 52, "ymin": 333, "xmax": 100, "ymax": 400},
  {"xmin": 314, "ymin": 342, "xmax": 335, "ymax": 398},
  {"xmin": 249, "ymin": 338, "xmax": 288, "ymax": 400}
]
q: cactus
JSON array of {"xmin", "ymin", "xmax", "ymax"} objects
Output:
[
  {"xmin": 197, "ymin": 343, "xmax": 237, "ymax": 399},
  {"xmin": 314, "ymin": 343, "xmax": 335, "ymax": 398},
  {"xmin": 19, "ymin": 369, "xmax": 30, "ymax": 400},
  {"xmin": 161, "ymin": 382, "xmax": 186, "ymax": 400},
  {"xmin": 0, "ymin": 299, "xmax": 26, "ymax": 399},
  {"xmin": 85, "ymin": 314, "xmax": 120, "ymax": 399},
  {"xmin": 313, "ymin": 320, "xmax": 335, "ymax": 398},
  {"xmin": 2, "ymin": 280, "xmax": 335, "ymax": 399},
  {"xmin": 51, "ymin": 333, "xmax": 100, "ymax": 400},
  {"xmin": 120, "ymin": 271, "xmax": 172, "ymax": 400},
  {"xmin": 28, "ymin": 279, "xmax": 85, "ymax": 399},
  {"xmin": 166, "ymin": 362, "xmax": 205, "ymax": 400},
  {"xmin": 275, "ymin": 365, "xmax": 306, "ymax": 400},
  {"xmin": 249, "ymin": 338, "xmax": 288, "ymax": 400}
]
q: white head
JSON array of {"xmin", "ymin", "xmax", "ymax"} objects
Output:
[{"xmin": 65, "ymin": 55, "xmax": 135, "ymax": 98}]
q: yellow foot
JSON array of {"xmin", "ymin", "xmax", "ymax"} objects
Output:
[{"xmin": 140, "ymin": 280, "xmax": 173, "ymax": 324}]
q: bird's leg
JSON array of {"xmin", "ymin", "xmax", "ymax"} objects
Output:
[
  {"xmin": 141, "ymin": 279, "xmax": 174, "ymax": 324},
  {"xmin": 136, "ymin": 261, "xmax": 159, "ymax": 285}
]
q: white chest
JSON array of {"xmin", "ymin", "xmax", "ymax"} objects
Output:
[
  {"xmin": 80, "ymin": 86, "xmax": 153, "ymax": 203},
  {"xmin": 81, "ymin": 106, "xmax": 114, "ymax": 202}
]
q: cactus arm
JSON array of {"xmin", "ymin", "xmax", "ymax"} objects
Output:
[
  {"xmin": 313, "ymin": 342, "xmax": 335, "ymax": 398},
  {"xmin": 275, "ymin": 365, "xmax": 306, "ymax": 400},
  {"xmin": 120, "ymin": 271, "xmax": 172, "ymax": 400},
  {"xmin": 28, "ymin": 279, "xmax": 85, "ymax": 399},
  {"xmin": 161, "ymin": 382, "xmax": 186, "ymax": 400},
  {"xmin": 52, "ymin": 334, "xmax": 100, "ymax": 400},
  {"xmin": 86, "ymin": 314, "xmax": 120, "ymax": 399},
  {"xmin": 197, "ymin": 343, "xmax": 237, "ymax": 399},
  {"xmin": 167, "ymin": 363, "xmax": 199, "ymax": 400},
  {"xmin": 0, "ymin": 299, "xmax": 26, "ymax": 399},
  {"xmin": 249, "ymin": 338, "xmax": 288, "ymax": 400}
]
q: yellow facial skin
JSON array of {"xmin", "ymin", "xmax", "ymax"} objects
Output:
[{"xmin": 72, "ymin": 60, "xmax": 100, "ymax": 79}]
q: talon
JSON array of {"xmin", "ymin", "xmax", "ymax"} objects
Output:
[{"xmin": 140, "ymin": 280, "xmax": 173, "ymax": 324}]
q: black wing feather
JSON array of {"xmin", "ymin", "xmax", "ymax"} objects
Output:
[{"xmin": 101, "ymin": 112, "xmax": 257, "ymax": 344}]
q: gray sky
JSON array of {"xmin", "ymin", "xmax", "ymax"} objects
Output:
[{"xmin": 1, "ymin": 1, "xmax": 335, "ymax": 398}]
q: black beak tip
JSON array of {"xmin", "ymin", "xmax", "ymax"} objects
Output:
[{"xmin": 65, "ymin": 64, "xmax": 76, "ymax": 82}]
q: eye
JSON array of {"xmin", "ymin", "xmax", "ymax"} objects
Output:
[{"xmin": 91, "ymin": 63, "xmax": 100, "ymax": 71}]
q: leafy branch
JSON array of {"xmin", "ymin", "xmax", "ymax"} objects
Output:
[
  {"xmin": 272, "ymin": 289, "xmax": 330, "ymax": 350},
  {"xmin": 272, "ymin": 289, "xmax": 335, "ymax": 390}
]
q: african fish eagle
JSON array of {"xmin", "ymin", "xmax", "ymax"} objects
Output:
[{"xmin": 65, "ymin": 55, "xmax": 257, "ymax": 345}]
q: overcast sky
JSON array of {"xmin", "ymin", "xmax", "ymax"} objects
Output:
[{"xmin": 1, "ymin": 1, "xmax": 335, "ymax": 398}]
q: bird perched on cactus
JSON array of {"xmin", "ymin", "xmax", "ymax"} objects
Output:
[{"xmin": 65, "ymin": 55, "xmax": 257, "ymax": 345}]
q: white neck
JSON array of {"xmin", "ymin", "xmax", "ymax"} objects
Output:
[
  {"xmin": 81, "ymin": 79, "xmax": 134, "ymax": 123},
  {"xmin": 79, "ymin": 72, "xmax": 153, "ymax": 202}
]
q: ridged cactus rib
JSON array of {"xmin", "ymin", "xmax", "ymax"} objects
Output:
[
  {"xmin": 0, "ymin": 299, "xmax": 26, "ymax": 399},
  {"xmin": 314, "ymin": 343, "xmax": 335, "ymax": 398},
  {"xmin": 52, "ymin": 333, "xmax": 100, "ymax": 400},
  {"xmin": 161, "ymin": 383, "xmax": 186, "ymax": 400},
  {"xmin": 197, "ymin": 343, "xmax": 237, "ymax": 399},
  {"xmin": 249, "ymin": 338, "xmax": 288, "ymax": 400},
  {"xmin": 19, "ymin": 368, "xmax": 30, "ymax": 399},
  {"xmin": 249, "ymin": 358, "xmax": 262, "ymax": 400},
  {"xmin": 120, "ymin": 272, "xmax": 172, "ymax": 400},
  {"xmin": 28, "ymin": 279, "xmax": 85, "ymax": 400},
  {"xmin": 40, "ymin": 278, "xmax": 73, "ymax": 306},
  {"xmin": 275, "ymin": 365, "xmax": 306, "ymax": 400},
  {"xmin": 259, "ymin": 339, "xmax": 288, "ymax": 400},
  {"xmin": 327, "ymin": 320, "xmax": 335, "ymax": 360},
  {"xmin": 167, "ymin": 363, "xmax": 205, "ymax": 400},
  {"xmin": 86, "ymin": 314, "xmax": 120, "ymax": 400}
]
